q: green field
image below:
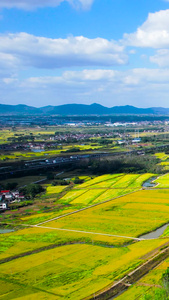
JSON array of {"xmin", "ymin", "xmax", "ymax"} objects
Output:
[
  {"xmin": 153, "ymin": 173, "xmax": 169, "ymax": 188},
  {"xmin": 0, "ymin": 230, "xmax": 168, "ymax": 300},
  {"xmin": 58, "ymin": 173, "xmax": 154, "ymax": 206},
  {"xmin": 1, "ymin": 172, "xmax": 169, "ymax": 299}
]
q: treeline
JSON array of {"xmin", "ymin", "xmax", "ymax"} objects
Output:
[{"xmin": 78, "ymin": 155, "xmax": 163, "ymax": 175}]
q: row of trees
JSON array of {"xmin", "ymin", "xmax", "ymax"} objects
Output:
[{"xmin": 77, "ymin": 154, "xmax": 163, "ymax": 175}]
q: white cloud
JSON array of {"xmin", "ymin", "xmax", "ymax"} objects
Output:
[
  {"xmin": 17, "ymin": 68, "xmax": 169, "ymax": 92},
  {"xmin": 124, "ymin": 9, "xmax": 169, "ymax": 48},
  {"xmin": 0, "ymin": 0, "xmax": 94, "ymax": 10},
  {"xmin": 150, "ymin": 49, "xmax": 169, "ymax": 67},
  {"xmin": 0, "ymin": 33, "xmax": 128, "ymax": 71},
  {"xmin": 2, "ymin": 68, "xmax": 169, "ymax": 107}
]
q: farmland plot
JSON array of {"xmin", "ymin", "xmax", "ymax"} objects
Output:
[
  {"xmin": 153, "ymin": 173, "xmax": 169, "ymax": 188},
  {"xmin": 57, "ymin": 173, "xmax": 154, "ymax": 206},
  {"xmin": 110, "ymin": 174, "xmax": 140, "ymax": 188},
  {"xmin": 76, "ymin": 174, "xmax": 123, "ymax": 188},
  {"xmin": 117, "ymin": 249, "xmax": 169, "ymax": 300},
  {"xmin": 46, "ymin": 186, "xmax": 66, "ymax": 194},
  {"xmin": 71, "ymin": 189, "xmax": 105, "ymax": 205},
  {"xmin": 44, "ymin": 190, "xmax": 169, "ymax": 238},
  {"xmin": 0, "ymin": 238, "xmax": 168, "ymax": 300},
  {"xmin": 58, "ymin": 189, "xmax": 87, "ymax": 204},
  {"xmin": 1, "ymin": 173, "xmax": 169, "ymax": 300}
]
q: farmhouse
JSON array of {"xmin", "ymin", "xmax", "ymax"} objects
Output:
[
  {"xmin": 0, "ymin": 190, "xmax": 14, "ymax": 202},
  {"xmin": 0, "ymin": 194, "xmax": 8, "ymax": 210},
  {"xmin": 0, "ymin": 190, "xmax": 25, "ymax": 211}
]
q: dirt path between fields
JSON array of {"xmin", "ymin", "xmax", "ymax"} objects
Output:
[{"xmin": 29, "ymin": 224, "xmax": 144, "ymax": 241}]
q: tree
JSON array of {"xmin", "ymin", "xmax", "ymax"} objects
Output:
[{"xmin": 20, "ymin": 184, "xmax": 45, "ymax": 199}]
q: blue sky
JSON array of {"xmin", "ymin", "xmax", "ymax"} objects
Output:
[{"xmin": 1, "ymin": 0, "xmax": 169, "ymax": 108}]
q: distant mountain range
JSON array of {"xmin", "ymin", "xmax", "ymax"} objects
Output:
[{"xmin": 1, "ymin": 103, "xmax": 169, "ymax": 115}]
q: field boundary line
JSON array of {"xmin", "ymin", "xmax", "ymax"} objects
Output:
[
  {"xmin": 36, "ymin": 188, "xmax": 142, "ymax": 226},
  {"xmin": 27, "ymin": 224, "xmax": 144, "ymax": 241}
]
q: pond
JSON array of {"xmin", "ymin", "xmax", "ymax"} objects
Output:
[
  {"xmin": 0, "ymin": 228, "xmax": 14, "ymax": 234},
  {"xmin": 142, "ymin": 176, "xmax": 157, "ymax": 188}
]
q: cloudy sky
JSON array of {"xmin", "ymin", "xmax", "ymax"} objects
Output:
[{"xmin": 1, "ymin": 0, "xmax": 169, "ymax": 108}]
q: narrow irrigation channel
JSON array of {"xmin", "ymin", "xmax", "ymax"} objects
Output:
[
  {"xmin": 84, "ymin": 244, "xmax": 169, "ymax": 300},
  {"xmin": 139, "ymin": 223, "xmax": 169, "ymax": 240}
]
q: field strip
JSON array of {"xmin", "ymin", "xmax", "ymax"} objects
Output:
[
  {"xmin": 74, "ymin": 187, "xmax": 136, "ymax": 190},
  {"xmin": 0, "ymin": 275, "xmax": 63, "ymax": 297},
  {"xmin": 84, "ymin": 244, "xmax": 169, "ymax": 300},
  {"xmin": 36, "ymin": 189, "xmax": 141, "ymax": 226},
  {"xmin": 22, "ymin": 224, "xmax": 145, "ymax": 241}
]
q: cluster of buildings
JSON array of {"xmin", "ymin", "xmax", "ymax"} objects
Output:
[
  {"xmin": 50, "ymin": 132, "xmax": 117, "ymax": 142},
  {"xmin": 0, "ymin": 190, "xmax": 24, "ymax": 210}
]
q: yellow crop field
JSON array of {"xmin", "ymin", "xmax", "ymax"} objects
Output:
[
  {"xmin": 128, "ymin": 173, "xmax": 155, "ymax": 188},
  {"xmin": 58, "ymin": 189, "xmax": 87, "ymax": 204},
  {"xmin": 88, "ymin": 175, "xmax": 124, "ymax": 188},
  {"xmin": 153, "ymin": 173, "xmax": 169, "ymax": 188},
  {"xmin": 20, "ymin": 206, "xmax": 76, "ymax": 225},
  {"xmin": 78, "ymin": 173, "xmax": 148, "ymax": 189},
  {"xmin": 159, "ymin": 162, "xmax": 169, "ymax": 170},
  {"xmin": 2, "ymin": 173, "xmax": 169, "ymax": 299},
  {"xmin": 117, "ymin": 250, "xmax": 169, "ymax": 300},
  {"xmin": 64, "ymin": 173, "xmax": 153, "ymax": 206},
  {"xmin": 71, "ymin": 189, "xmax": 105, "ymax": 205},
  {"xmin": 46, "ymin": 186, "xmax": 66, "ymax": 194},
  {"xmin": 92, "ymin": 188, "xmax": 135, "ymax": 203},
  {"xmin": 0, "ymin": 238, "xmax": 168, "ymax": 300},
  {"xmin": 110, "ymin": 174, "xmax": 140, "ymax": 188},
  {"xmin": 0, "ymin": 226, "xmax": 130, "ymax": 262},
  {"xmin": 77, "ymin": 174, "xmax": 122, "ymax": 188},
  {"xmin": 154, "ymin": 152, "xmax": 169, "ymax": 161},
  {"xmin": 44, "ymin": 189, "xmax": 169, "ymax": 237}
]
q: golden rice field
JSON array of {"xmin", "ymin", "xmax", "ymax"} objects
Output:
[
  {"xmin": 43, "ymin": 189, "xmax": 169, "ymax": 238},
  {"xmin": 154, "ymin": 152, "xmax": 169, "ymax": 171},
  {"xmin": 0, "ymin": 225, "xmax": 131, "ymax": 261},
  {"xmin": 75, "ymin": 174, "xmax": 120, "ymax": 188},
  {"xmin": 0, "ymin": 234, "xmax": 168, "ymax": 300},
  {"xmin": 46, "ymin": 186, "xmax": 67, "ymax": 194},
  {"xmin": 117, "ymin": 250, "xmax": 169, "ymax": 300},
  {"xmin": 1, "ymin": 173, "xmax": 169, "ymax": 299},
  {"xmin": 153, "ymin": 173, "xmax": 169, "ymax": 188},
  {"xmin": 17, "ymin": 173, "xmax": 156, "ymax": 226},
  {"xmin": 58, "ymin": 173, "xmax": 154, "ymax": 206}
]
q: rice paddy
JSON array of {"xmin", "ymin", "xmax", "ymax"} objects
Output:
[
  {"xmin": 58, "ymin": 173, "xmax": 154, "ymax": 206},
  {"xmin": 1, "ymin": 172, "xmax": 169, "ymax": 299},
  {"xmin": 0, "ymin": 236, "xmax": 168, "ymax": 300},
  {"xmin": 153, "ymin": 173, "xmax": 169, "ymax": 188},
  {"xmin": 117, "ymin": 249, "xmax": 169, "ymax": 300},
  {"xmin": 43, "ymin": 189, "xmax": 169, "ymax": 238}
]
